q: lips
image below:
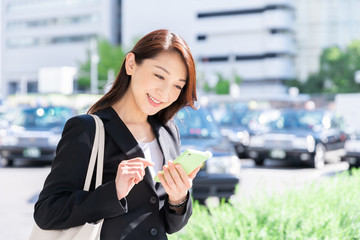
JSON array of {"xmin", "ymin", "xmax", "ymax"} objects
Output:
[{"xmin": 147, "ymin": 93, "xmax": 162, "ymax": 107}]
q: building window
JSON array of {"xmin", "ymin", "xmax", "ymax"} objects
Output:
[
  {"xmin": 200, "ymin": 52, "xmax": 293, "ymax": 63},
  {"xmin": 200, "ymin": 56, "xmax": 229, "ymax": 62},
  {"xmin": 8, "ymin": 82, "xmax": 19, "ymax": 95},
  {"xmin": 27, "ymin": 82, "xmax": 38, "ymax": 93},
  {"xmin": 7, "ymin": 0, "xmax": 99, "ymax": 13},
  {"xmin": 197, "ymin": 4, "xmax": 293, "ymax": 18},
  {"xmin": 197, "ymin": 35, "xmax": 207, "ymax": 41},
  {"xmin": 7, "ymin": 34, "xmax": 96, "ymax": 48},
  {"xmin": 7, "ymin": 37, "xmax": 38, "ymax": 48},
  {"xmin": 269, "ymin": 28, "xmax": 293, "ymax": 34},
  {"xmin": 51, "ymin": 35, "xmax": 95, "ymax": 44},
  {"xmin": 7, "ymin": 14, "xmax": 99, "ymax": 30}
]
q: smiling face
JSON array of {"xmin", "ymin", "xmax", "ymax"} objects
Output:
[{"xmin": 124, "ymin": 50, "xmax": 187, "ymax": 117}]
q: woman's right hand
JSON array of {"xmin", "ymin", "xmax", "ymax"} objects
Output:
[{"xmin": 115, "ymin": 158, "xmax": 154, "ymax": 200}]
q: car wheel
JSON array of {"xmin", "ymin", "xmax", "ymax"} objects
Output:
[
  {"xmin": 0, "ymin": 158, "xmax": 14, "ymax": 167},
  {"xmin": 311, "ymin": 143, "xmax": 326, "ymax": 169},
  {"xmin": 254, "ymin": 158, "xmax": 264, "ymax": 166}
]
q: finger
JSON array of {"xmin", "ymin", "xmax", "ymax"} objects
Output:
[
  {"xmin": 188, "ymin": 166, "xmax": 201, "ymax": 180},
  {"xmin": 158, "ymin": 171, "xmax": 171, "ymax": 191},
  {"xmin": 174, "ymin": 164, "xmax": 188, "ymax": 179},
  {"xmin": 119, "ymin": 165, "xmax": 145, "ymax": 178},
  {"xmin": 163, "ymin": 165, "xmax": 177, "ymax": 188},
  {"xmin": 168, "ymin": 161, "xmax": 183, "ymax": 185},
  {"xmin": 174, "ymin": 164, "xmax": 193, "ymax": 189},
  {"xmin": 157, "ymin": 171, "xmax": 166, "ymax": 185},
  {"xmin": 120, "ymin": 169, "xmax": 143, "ymax": 183},
  {"xmin": 127, "ymin": 158, "xmax": 154, "ymax": 167}
]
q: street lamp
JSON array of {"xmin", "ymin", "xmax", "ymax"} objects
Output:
[{"xmin": 90, "ymin": 38, "xmax": 99, "ymax": 94}]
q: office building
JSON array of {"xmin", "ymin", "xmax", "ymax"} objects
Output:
[
  {"xmin": 295, "ymin": 0, "xmax": 360, "ymax": 81},
  {"xmin": 1, "ymin": 0, "xmax": 121, "ymax": 97},
  {"xmin": 122, "ymin": 0, "xmax": 295, "ymax": 98}
]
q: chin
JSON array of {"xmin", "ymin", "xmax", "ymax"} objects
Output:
[{"xmin": 143, "ymin": 107, "xmax": 163, "ymax": 117}]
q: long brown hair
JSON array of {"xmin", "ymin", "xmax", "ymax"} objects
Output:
[{"xmin": 88, "ymin": 29, "xmax": 197, "ymax": 124}]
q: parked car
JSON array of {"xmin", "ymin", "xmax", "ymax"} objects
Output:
[
  {"xmin": 175, "ymin": 106, "xmax": 241, "ymax": 203},
  {"xmin": 247, "ymin": 108, "xmax": 348, "ymax": 168},
  {"xmin": 0, "ymin": 106, "xmax": 76, "ymax": 166},
  {"xmin": 214, "ymin": 107, "xmax": 266, "ymax": 159},
  {"xmin": 342, "ymin": 134, "xmax": 360, "ymax": 169}
]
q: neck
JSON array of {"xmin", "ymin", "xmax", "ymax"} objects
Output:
[{"xmin": 112, "ymin": 91, "xmax": 148, "ymax": 124}]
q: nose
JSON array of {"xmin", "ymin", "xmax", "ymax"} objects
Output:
[{"xmin": 156, "ymin": 83, "xmax": 172, "ymax": 102}]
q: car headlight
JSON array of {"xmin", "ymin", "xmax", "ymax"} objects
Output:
[
  {"xmin": 249, "ymin": 136, "xmax": 264, "ymax": 147},
  {"xmin": 292, "ymin": 135, "xmax": 315, "ymax": 152},
  {"xmin": 0, "ymin": 135, "xmax": 18, "ymax": 146},
  {"xmin": 48, "ymin": 134, "xmax": 61, "ymax": 146},
  {"xmin": 207, "ymin": 155, "xmax": 241, "ymax": 176},
  {"xmin": 306, "ymin": 135, "xmax": 315, "ymax": 152}
]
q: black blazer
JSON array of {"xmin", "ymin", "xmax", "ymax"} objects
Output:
[{"xmin": 34, "ymin": 107, "xmax": 192, "ymax": 240}]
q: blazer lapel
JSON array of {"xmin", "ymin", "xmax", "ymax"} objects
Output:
[
  {"xmin": 97, "ymin": 107, "xmax": 144, "ymax": 160},
  {"xmin": 97, "ymin": 107, "xmax": 157, "ymax": 191}
]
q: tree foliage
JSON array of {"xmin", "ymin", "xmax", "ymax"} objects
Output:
[
  {"xmin": 289, "ymin": 40, "xmax": 360, "ymax": 93},
  {"xmin": 77, "ymin": 38, "xmax": 125, "ymax": 91},
  {"xmin": 215, "ymin": 73, "xmax": 230, "ymax": 94},
  {"xmin": 202, "ymin": 73, "xmax": 242, "ymax": 95}
]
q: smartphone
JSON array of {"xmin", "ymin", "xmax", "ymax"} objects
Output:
[{"xmin": 154, "ymin": 149, "xmax": 212, "ymax": 182}]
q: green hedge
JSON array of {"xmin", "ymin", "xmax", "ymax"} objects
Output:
[{"xmin": 169, "ymin": 169, "xmax": 360, "ymax": 240}]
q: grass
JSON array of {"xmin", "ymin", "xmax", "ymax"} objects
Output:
[{"xmin": 168, "ymin": 169, "xmax": 360, "ymax": 240}]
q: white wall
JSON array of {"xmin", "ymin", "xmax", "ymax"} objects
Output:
[
  {"xmin": 335, "ymin": 93, "xmax": 360, "ymax": 133},
  {"xmin": 122, "ymin": 0, "xmax": 196, "ymax": 51}
]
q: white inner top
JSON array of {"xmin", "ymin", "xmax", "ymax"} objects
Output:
[{"xmin": 138, "ymin": 138, "xmax": 163, "ymax": 183}]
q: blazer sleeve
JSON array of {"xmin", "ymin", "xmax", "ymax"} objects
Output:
[
  {"xmin": 163, "ymin": 120, "xmax": 193, "ymax": 234},
  {"xmin": 34, "ymin": 115, "xmax": 127, "ymax": 230}
]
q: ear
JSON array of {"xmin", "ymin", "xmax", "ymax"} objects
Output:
[{"xmin": 125, "ymin": 52, "xmax": 136, "ymax": 75}]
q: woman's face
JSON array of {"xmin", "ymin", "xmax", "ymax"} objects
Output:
[{"xmin": 125, "ymin": 51, "xmax": 187, "ymax": 116}]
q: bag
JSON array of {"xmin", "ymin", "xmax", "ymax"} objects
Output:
[{"xmin": 29, "ymin": 114, "xmax": 105, "ymax": 240}]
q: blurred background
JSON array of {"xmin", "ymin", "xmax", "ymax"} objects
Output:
[
  {"xmin": 1, "ymin": 0, "xmax": 360, "ymax": 239},
  {"xmin": 1, "ymin": 0, "xmax": 360, "ymax": 130}
]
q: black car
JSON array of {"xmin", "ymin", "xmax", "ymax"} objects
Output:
[
  {"xmin": 246, "ymin": 108, "xmax": 348, "ymax": 168},
  {"xmin": 175, "ymin": 106, "xmax": 241, "ymax": 203},
  {"xmin": 212, "ymin": 104, "xmax": 265, "ymax": 159},
  {"xmin": 0, "ymin": 106, "xmax": 76, "ymax": 166},
  {"xmin": 342, "ymin": 135, "xmax": 360, "ymax": 169}
]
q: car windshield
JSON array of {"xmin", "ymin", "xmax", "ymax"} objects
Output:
[
  {"xmin": 8, "ymin": 107, "xmax": 74, "ymax": 129},
  {"xmin": 210, "ymin": 102, "xmax": 248, "ymax": 127},
  {"xmin": 261, "ymin": 110, "xmax": 325, "ymax": 131},
  {"xmin": 175, "ymin": 107, "xmax": 220, "ymax": 139}
]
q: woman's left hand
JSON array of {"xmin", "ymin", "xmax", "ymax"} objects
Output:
[{"xmin": 157, "ymin": 160, "xmax": 201, "ymax": 204}]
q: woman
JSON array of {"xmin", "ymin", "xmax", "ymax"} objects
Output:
[{"xmin": 34, "ymin": 29, "xmax": 199, "ymax": 239}]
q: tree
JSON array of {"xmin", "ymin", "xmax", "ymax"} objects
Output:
[
  {"xmin": 77, "ymin": 38, "xmax": 126, "ymax": 91},
  {"xmin": 289, "ymin": 40, "xmax": 360, "ymax": 93}
]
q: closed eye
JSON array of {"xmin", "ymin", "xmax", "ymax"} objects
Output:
[
  {"xmin": 174, "ymin": 85, "xmax": 183, "ymax": 90},
  {"xmin": 154, "ymin": 74, "xmax": 164, "ymax": 80}
]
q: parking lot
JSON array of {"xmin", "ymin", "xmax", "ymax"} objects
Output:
[{"xmin": 0, "ymin": 158, "xmax": 349, "ymax": 240}]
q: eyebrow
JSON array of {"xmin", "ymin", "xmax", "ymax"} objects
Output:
[{"xmin": 155, "ymin": 65, "xmax": 186, "ymax": 82}]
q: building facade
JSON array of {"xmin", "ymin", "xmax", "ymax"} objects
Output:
[
  {"xmin": 2, "ymin": 0, "xmax": 358, "ymax": 98},
  {"xmin": 295, "ymin": 0, "xmax": 360, "ymax": 82},
  {"xmin": 1, "ymin": 0, "xmax": 121, "ymax": 97},
  {"xmin": 122, "ymin": 0, "xmax": 295, "ymax": 98}
]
